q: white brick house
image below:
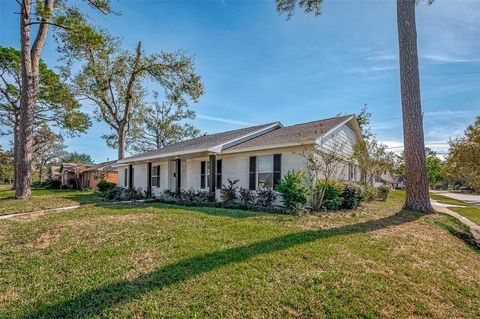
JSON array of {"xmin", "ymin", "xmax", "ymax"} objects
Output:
[{"xmin": 115, "ymin": 115, "xmax": 362, "ymax": 196}]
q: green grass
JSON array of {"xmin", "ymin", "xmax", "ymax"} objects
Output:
[
  {"xmin": 0, "ymin": 187, "xmax": 101, "ymax": 216},
  {"xmin": 450, "ymin": 207, "xmax": 480, "ymax": 225},
  {"xmin": 0, "ymin": 191, "xmax": 479, "ymax": 318},
  {"xmin": 430, "ymin": 193, "xmax": 476, "ymax": 207}
]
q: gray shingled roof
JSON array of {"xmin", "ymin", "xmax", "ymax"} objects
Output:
[
  {"xmin": 224, "ymin": 115, "xmax": 353, "ymax": 151},
  {"xmin": 120, "ymin": 122, "xmax": 279, "ymax": 162},
  {"xmin": 82, "ymin": 160, "xmax": 118, "ymax": 172}
]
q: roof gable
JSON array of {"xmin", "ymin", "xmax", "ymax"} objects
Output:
[{"xmin": 224, "ymin": 115, "xmax": 354, "ymax": 152}]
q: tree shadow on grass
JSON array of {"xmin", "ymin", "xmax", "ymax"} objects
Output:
[{"xmin": 21, "ymin": 209, "xmax": 423, "ymax": 319}]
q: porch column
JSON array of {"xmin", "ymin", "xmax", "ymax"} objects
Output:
[
  {"xmin": 147, "ymin": 162, "xmax": 152, "ymax": 197},
  {"xmin": 209, "ymin": 154, "xmax": 216, "ymax": 193}
]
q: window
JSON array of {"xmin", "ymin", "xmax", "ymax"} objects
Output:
[
  {"xmin": 124, "ymin": 168, "xmax": 128, "ymax": 187},
  {"xmin": 257, "ymin": 155, "xmax": 273, "ymax": 189},
  {"xmin": 349, "ymin": 164, "xmax": 355, "ymax": 181},
  {"xmin": 152, "ymin": 165, "xmax": 160, "ymax": 187},
  {"xmin": 201, "ymin": 160, "xmax": 222, "ymax": 189}
]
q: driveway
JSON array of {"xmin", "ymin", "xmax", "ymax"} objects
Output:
[{"xmin": 431, "ymin": 190, "xmax": 480, "ymax": 205}]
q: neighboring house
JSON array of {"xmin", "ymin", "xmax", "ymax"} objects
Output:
[
  {"xmin": 80, "ymin": 161, "xmax": 118, "ymax": 189},
  {"xmin": 60, "ymin": 161, "xmax": 118, "ymax": 189},
  {"xmin": 60, "ymin": 163, "xmax": 93, "ymax": 188},
  {"xmin": 50, "ymin": 165, "xmax": 61, "ymax": 181},
  {"xmin": 373, "ymin": 170, "xmax": 395, "ymax": 188},
  {"xmin": 393, "ymin": 175, "xmax": 405, "ymax": 190},
  {"xmin": 115, "ymin": 115, "xmax": 363, "ymax": 197}
]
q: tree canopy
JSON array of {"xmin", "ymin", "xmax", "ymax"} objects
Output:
[
  {"xmin": 125, "ymin": 92, "xmax": 202, "ymax": 154},
  {"xmin": 443, "ymin": 116, "xmax": 480, "ymax": 192},
  {"xmin": 62, "ymin": 151, "xmax": 95, "ymax": 164},
  {"xmin": 56, "ymin": 21, "xmax": 204, "ymax": 159},
  {"xmin": 0, "ymin": 46, "xmax": 91, "ymax": 136}
]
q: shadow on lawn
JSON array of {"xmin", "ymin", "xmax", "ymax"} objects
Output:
[{"xmin": 21, "ymin": 209, "xmax": 424, "ymax": 319}]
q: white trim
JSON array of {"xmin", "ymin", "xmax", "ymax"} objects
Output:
[
  {"xmin": 220, "ymin": 141, "xmax": 315, "ymax": 154},
  {"xmin": 115, "ymin": 148, "xmax": 205, "ymax": 165},
  {"xmin": 208, "ymin": 122, "xmax": 282, "ymax": 153}
]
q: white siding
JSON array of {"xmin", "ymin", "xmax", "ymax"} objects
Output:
[
  {"xmin": 133, "ymin": 164, "xmax": 147, "ymax": 191},
  {"xmin": 219, "ymin": 146, "xmax": 308, "ymax": 190},
  {"xmin": 117, "ymin": 166, "xmax": 128, "ymax": 187},
  {"xmin": 151, "ymin": 161, "xmax": 169, "ymax": 196}
]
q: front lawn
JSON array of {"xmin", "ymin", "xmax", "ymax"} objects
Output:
[
  {"xmin": 450, "ymin": 207, "xmax": 480, "ymax": 225},
  {"xmin": 430, "ymin": 193, "xmax": 476, "ymax": 207},
  {"xmin": 0, "ymin": 187, "xmax": 101, "ymax": 216},
  {"xmin": 0, "ymin": 191, "xmax": 479, "ymax": 318}
]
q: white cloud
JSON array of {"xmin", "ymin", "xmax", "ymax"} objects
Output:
[
  {"xmin": 421, "ymin": 54, "xmax": 480, "ymax": 64},
  {"xmin": 196, "ymin": 114, "xmax": 254, "ymax": 126}
]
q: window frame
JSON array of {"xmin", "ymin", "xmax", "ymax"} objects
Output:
[
  {"xmin": 257, "ymin": 155, "xmax": 274, "ymax": 189},
  {"xmin": 152, "ymin": 165, "xmax": 160, "ymax": 187}
]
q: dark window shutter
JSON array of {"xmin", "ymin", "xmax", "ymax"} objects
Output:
[
  {"xmin": 200, "ymin": 161, "xmax": 206, "ymax": 189},
  {"xmin": 147, "ymin": 162, "xmax": 152, "ymax": 194},
  {"xmin": 249, "ymin": 156, "xmax": 256, "ymax": 190},
  {"xmin": 216, "ymin": 160, "xmax": 222, "ymax": 187},
  {"xmin": 124, "ymin": 168, "xmax": 127, "ymax": 187},
  {"xmin": 273, "ymin": 154, "xmax": 282, "ymax": 187},
  {"xmin": 157, "ymin": 165, "xmax": 161, "ymax": 187}
]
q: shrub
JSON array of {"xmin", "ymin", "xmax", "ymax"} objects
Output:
[
  {"xmin": 97, "ymin": 180, "xmax": 116, "ymax": 192},
  {"xmin": 220, "ymin": 179, "xmax": 239, "ymax": 203},
  {"xmin": 341, "ymin": 182, "xmax": 364, "ymax": 209},
  {"xmin": 239, "ymin": 187, "xmax": 255, "ymax": 205},
  {"xmin": 432, "ymin": 182, "xmax": 444, "ymax": 190},
  {"xmin": 44, "ymin": 179, "xmax": 61, "ymax": 189},
  {"xmin": 275, "ymin": 171, "xmax": 308, "ymax": 211},
  {"xmin": 377, "ymin": 185, "xmax": 390, "ymax": 201},
  {"xmin": 362, "ymin": 185, "xmax": 377, "ymax": 202},
  {"xmin": 255, "ymin": 188, "xmax": 277, "ymax": 207},
  {"xmin": 101, "ymin": 187, "xmax": 146, "ymax": 202},
  {"xmin": 310, "ymin": 180, "xmax": 344, "ymax": 211},
  {"xmin": 153, "ymin": 192, "xmax": 288, "ymax": 214}
]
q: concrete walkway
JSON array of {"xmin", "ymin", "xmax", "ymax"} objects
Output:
[
  {"xmin": 431, "ymin": 190, "xmax": 480, "ymax": 205},
  {"xmin": 0, "ymin": 205, "xmax": 81, "ymax": 220},
  {"xmin": 431, "ymin": 199, "xmax": 480, "ymax": 245}
]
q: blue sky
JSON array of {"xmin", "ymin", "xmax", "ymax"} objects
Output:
[{"xmin": 1, "ymin": 0, "xmax": 479, "ymax": 162}]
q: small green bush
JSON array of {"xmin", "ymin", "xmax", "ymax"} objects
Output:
[
  {"xmin": 377, "ymin": 185, "xmax": 390, "ymax": 201},
  {"xmin": 362, "ymin": 185, "xmax": 377, "ymax": 202},
  {"xmin": 275, "ymin": 171, "xmax": 308, "ymax": 211},
  {"xmin": 341, "ymin": 182, "xmax": 364, "ymax": 209},
  {"xmin": 97, "ymin": 180, "xmax": 116, "ymax": 192},
  {"xmin": 310, "ymin": 180, "xmax": 344, "ymax": 211}
]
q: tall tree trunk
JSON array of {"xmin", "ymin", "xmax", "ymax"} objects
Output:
[
  {"xmin": 17, "ymin": 0, "xmax": 35, "ymax": 199},
  {"xmin": 16, "ymin": 0, "xmax": 54, "ymax": 199},
  {"xmin": 13, "ymin": 111, "xmax": 20, "ymax": 188},
  {"xmin": 396, "ymin": 0, "xmax": 434, "ymax": 213},
  {"xmin": 118, "ymin": 124, "xmax": 126, "ymax": 160}
]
